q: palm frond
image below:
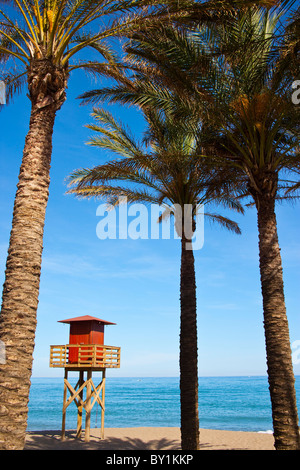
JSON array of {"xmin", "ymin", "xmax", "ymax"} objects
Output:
[
  {"xmin": 85, "ymin": 107, "xmax": 144, "ymax": 159},
  {"xmin": 205, "ymin": 212, "xmax": 242, "ymax": 234}
]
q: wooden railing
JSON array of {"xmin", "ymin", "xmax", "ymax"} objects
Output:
[{"xmin": 50, "ymin": 344, "xmax": 120, "ymax": 368}]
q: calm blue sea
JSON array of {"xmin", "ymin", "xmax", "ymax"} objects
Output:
[{"xmin": 27, "ymin": 375, "xmax": 300, "ymax": 433}]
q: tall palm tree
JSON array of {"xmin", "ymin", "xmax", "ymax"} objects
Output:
[
  {"xmin": 79, "ymin": 5, "xmax": 300, "ymax": 449},
  {"xmin": 204, "ymin": 8, "xmax": 300, "ymax": 449},
  {"xmin": 0, "ymin": 0, "xmax": 262, "ymax": 451},
  {"xmin": 0, "ymin": 0, "xmax": 156, "ymax": 451},
  {"xmin": 68, "ymin": 106, "xmax": 243, "ymax": 450}
]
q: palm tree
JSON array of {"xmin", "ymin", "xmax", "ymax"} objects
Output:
[
  {"xmin": 0, "ymin": 0, "xmax": 264, "ymax": 451},
  {"xmin": 204, "ymin": 8, "xmax": 300, "ymax": 449},
  {"xmin": 79, "ymin": 5, "xmax": 300, "ymax": 449},
  {"xmin": 0, "ymin": 0, "xmax": 157, "ymax": 451},
  {"xmin": 68, "ymin": 106, "xmax": 243, "ymax": 450}
]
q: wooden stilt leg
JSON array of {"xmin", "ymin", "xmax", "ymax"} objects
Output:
[
  {"xmin": 76, "ymin": 370, "xmax": 84, "ymax": 439},
  {"xmin": 101, "ymin": 369, "xmax": 106, "ymax": 439},
  {"xmin": 61, "ymin": 369, "xmax": 68, "ymax": 441},
  {"xmin": 85, "ymin": 369, "xmax": 92, "ymax": 442},
  {"xmin": 60, "ymin": 366, "xmax": 110, "ymax": 443}
]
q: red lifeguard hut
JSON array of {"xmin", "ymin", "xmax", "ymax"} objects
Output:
[
  {"xmin": 50, "ymin": 315, "xmax": 120, "ymax": 442},
  {"xmin": 58, "ymin": 315, "xmax": 116, "ymax": 363}
]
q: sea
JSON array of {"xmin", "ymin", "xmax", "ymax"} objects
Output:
[{"xmin": 27, "ymin": 375, "xmax": 300, "ymax": 433}]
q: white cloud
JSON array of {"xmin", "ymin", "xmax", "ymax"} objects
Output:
[{"xmin": 41, "ymin": 250, "xmax": 178, "ymax": 281}]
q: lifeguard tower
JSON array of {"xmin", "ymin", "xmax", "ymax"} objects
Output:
[{"xmin": 49, "ymin": 315, "xmax": 120, "ymax": 442}]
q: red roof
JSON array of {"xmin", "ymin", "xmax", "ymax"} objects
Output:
[{"xmin": 58, "ymin": 315, "xmax": 116, "ymax": 325}]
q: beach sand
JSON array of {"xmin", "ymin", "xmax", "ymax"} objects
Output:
[{"xmin": 24, "ymin": 427, "xmax": 275, "ymax": 450}]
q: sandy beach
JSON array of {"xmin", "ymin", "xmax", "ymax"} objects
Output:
[{"xmin": 24, "ymin": 427, "xmax": 275, "ymax": 450}]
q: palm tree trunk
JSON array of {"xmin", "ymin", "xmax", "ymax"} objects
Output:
[
  {"xmin": 179, "ymin": 235, "xmax": 200, "ymax": 450},
  {"xmin": 256, "ymin": 193, "xmax": 300, "ymax": 450},
  {"xmin": 0, "ymin": 98, "xmax": 58, "ymax": 450},
  {"xmin": 0, "ymin": 59, "xmax": 67, "ymax": 450}
]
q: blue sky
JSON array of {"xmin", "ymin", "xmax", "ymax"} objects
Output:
[{"xmin": 1, "ymin": 52, "xmax": 300, "ymax": 379}]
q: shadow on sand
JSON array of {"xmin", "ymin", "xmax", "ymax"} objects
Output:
[
  {"xmin": 24, "ymin": 429, "xmax": 255, "ymax": 451},
  {"xmin": 24, "ymin": 430, "xmax": 181, "ymax": 450}
]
